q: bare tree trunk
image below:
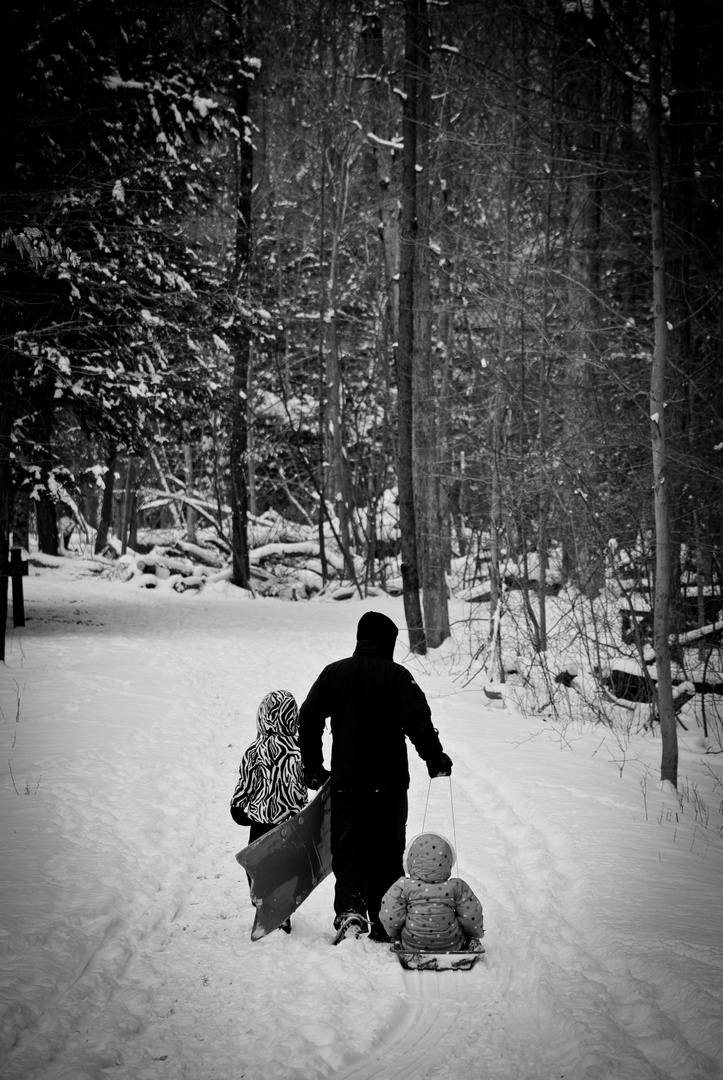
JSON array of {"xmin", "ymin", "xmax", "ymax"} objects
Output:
[
  {"xmin": 95, "ymin": 449, "xmax": 118, "ymax": 554},
  {"xmin": 360, "ymin": 12, "xmax": 401, "ymax": 590},
  {"xmin": 318, "ymin": 135, "xmax": 329, "ymax": 586},
  {"xmin": 397, "ymin": 0, "xmax": 425, "ymax": 653},
  {"xmin": 488, "ymin": 392, "xmax": 505, "ymax": 679},
  {"xmin": 36, "ymin": 490, "xmax": 58, "ymax": 556},
  {"xmin": 412, "ymin": 0, "xmax": 449, "ymax": 649},
  {"xmin": 183, "ymin": 423, "xmax": 198, "ymax": 543},
  {"xmin": 558, "ymin": 1, "xmax": 604, "ymax": 598},
  {"xmin": 247, "ymin": 344, "xmax": 257, "ymax": 517},
  {"xmin": 537, "ymin": 107, "xmax": 557, "ymax": 654},
  {"xmin": 648, "ymin": 0, "xmax": 678, "ymax": 787},
  {"xmin": 436, "ymin": 124, "xmax": 459, "ymax": 572},
  {"xmin": 0, "ymin": 356, "xmax": 12, "ymax": 661},
  {"xmin": 360, "ymin": 13, "xmax": 400, "ymax": 340},
  {"xmin": 227, "ymin": 0, "xmax": 253, "ymax": 589},
  {"xmin": 669, "ymin": 0, "xmax": 700, "ymax": 647},
  {"xmin": 34, "ymin": 391, "xmax": 58, "ymax": 556},
  {"xmin": 149, "ymin": 440, "xmax": 182, "ymax": 527},
  {"xmin": 324, "ymin": 142, "xmax": 356, "ymax": 579},
  {"xmin": 0, "ymin": 9, "xmax": 22, "ymax": 660},
  {"xmin": 488, "ymin": 83, "xmax": 517, "ymax": 671},
  {"xmin": 11, "ymin": 491, "xmax": 30, "ymax": 551},
  {"xmin": 120, "ymin": 458, "xmax": 134, "ymax": 556}
]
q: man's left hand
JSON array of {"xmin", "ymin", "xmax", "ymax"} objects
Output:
[{"xmin": 428, "ymin": 752, "xmax": 453, "ymax": 778}]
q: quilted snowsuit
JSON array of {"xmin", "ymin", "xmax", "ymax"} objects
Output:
[{"xmin": 379, "ymin": 833, "xmax": 484, "ymax": 952}]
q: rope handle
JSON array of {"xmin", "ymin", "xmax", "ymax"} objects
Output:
[{"xmin": 421, "ymin": 775, "xmax": 461, "ymax": 879}]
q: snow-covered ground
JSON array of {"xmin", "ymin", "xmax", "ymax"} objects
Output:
[{"xmin": 1, "ymin": 558, "xmax": 722, "ymax": 1080}]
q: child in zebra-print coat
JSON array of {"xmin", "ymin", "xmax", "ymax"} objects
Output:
[
  {"xmin": 231, "ymin": 690, "xmax": 309, "ymax": 933},
  {"xmin": 231, "ymin": 689, "xmax": 308, "ymax": 842}
]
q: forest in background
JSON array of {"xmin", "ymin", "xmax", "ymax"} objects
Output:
[{"xmin": 1, "ymin": 0, "xmax": 722, "ymax": 785}]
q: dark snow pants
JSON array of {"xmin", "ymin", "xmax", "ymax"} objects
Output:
[{"xmin": 330, "ymin": 786, "xmax": 407, "ymax": 933}]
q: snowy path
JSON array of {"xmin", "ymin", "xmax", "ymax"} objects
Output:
[{"xmin": 1, "ymin": 575, "xmax": 722, "ymax": 1079}]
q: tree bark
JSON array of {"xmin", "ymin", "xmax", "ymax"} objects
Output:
[
  {"xmin": 324, "ymin": 139, "xmax": 355, "ymax": 580},
  {"xmin": 0, "ymin": 355, "xmax": 11, "ymax": 660},
  {"xmin": 0, "ymin": 1, "xmax": 25, "ymax": 659},
  {"xmin": 227, "ymin": 0, "xmax": 253, "ymax": 589},
  {"xmin": 360, "ymin": 13, "xmax": 400, "ymax": 342},
  {"xmin": 360, "ymin": 12, "xmax": 401, "ymax": 590},
  {"xmin": 36, "ymin": 454, "xmax": 59, "ymax": 558},
  {"xmin": 183, "ymin": 423, "xmax": 198, "ymax": 543},
  {"xmin": 648, "ymin": 0, "xmax": 678, "ymax": 787},
  {"xmin": 488, "ymin": 391, "xmax": 505, "ymax": 679},
  {"xmin": 94, "ymin": 449, "xmax": 118, "ymax": 555},
  {"xmin": 397, "ymin": 0, "xmax": 426, "ymax": 653},
  {"xmin": 120, "ymin": 458, "xmax": 134, "ymax": 556},
  {"xmin": 411, "ymin": 0, "xmax": 449, "ymax": 649},
  {"xmin": 559, "ymin": 0, "xmax": 605, "ymax": 598}
]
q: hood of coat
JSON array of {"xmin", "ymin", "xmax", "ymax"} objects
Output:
[
  {"xmin": 354, "ymin": 611, "xmax": 398, "ymax": 660},
  {"xmin": 255, "ymin": 690, "xmax": 299, "ymax": 739},
  {"xmin": 404, "ymin": 832, "xmax": 456, "ymax": 883}
]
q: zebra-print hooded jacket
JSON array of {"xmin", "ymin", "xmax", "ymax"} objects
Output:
[{"xmin": 231, "ymin": 690, "xmax": 307, "ymax": 825}]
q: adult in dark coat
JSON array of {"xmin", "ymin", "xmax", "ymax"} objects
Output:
[{"xmin": 298, "ymin": 611, "xmax": 452, "ymax": 942}]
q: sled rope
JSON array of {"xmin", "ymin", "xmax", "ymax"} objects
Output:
[{"xmin": 422, "ymin": 776, "xmax": 461, "ymax": 878}]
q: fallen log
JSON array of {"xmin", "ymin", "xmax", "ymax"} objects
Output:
[
  {"xmin": 136, "ymin": 552, "xmax": 193, "ymax": 576},
  {"xmin": 175, "ymin": 540, "xmax": 224, "ymax": 568},
  {"xmin": 250, "ymin": 541, "xmax": 320, "ymax": 563}
]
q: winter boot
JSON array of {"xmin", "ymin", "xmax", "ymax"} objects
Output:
[{"xmin": 332, "ymin": 912, "xmax": 369, "ymax": 945}]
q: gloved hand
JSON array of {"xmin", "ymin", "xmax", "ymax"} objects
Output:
[
  {"xmin": 304, "ymin": 766, "xmax": 331, "ymax": 789},
  {"xmin": 427, "ymin": 752, "xmax": 453, "ymax": 778},
  {"xmin": 230, "ymin": 803, "xmax": 254, "ymax": 827}
]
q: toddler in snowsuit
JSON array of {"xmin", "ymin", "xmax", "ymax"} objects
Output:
[
  {"xmin": 379, "ymin": 832, "xmax": 484, "ymax": 952},
  {"xmin": 231, "ymin": 689, "xmax": 308, "ymax": 839}
]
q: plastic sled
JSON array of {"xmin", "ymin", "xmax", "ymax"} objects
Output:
[
  {"xmin": 236, "ymin": 782, "xmax": 332, "ymax": 940},
  {"xmin": 391, "ymin": 939, "xmax": 485, "ymax": 972}
]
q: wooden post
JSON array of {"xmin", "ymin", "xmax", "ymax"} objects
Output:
[{"xmin": 1, "ymin": 548, "xmax": 28, "ymax": 628}]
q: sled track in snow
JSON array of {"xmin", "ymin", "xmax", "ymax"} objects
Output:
[
  {"xmin": 332, "ymin": 966, "xmax": 481, "ymax": 1080},
  {"xmin": 330, "ymin": 767, "xmax": 570, "ymax": 1080}
]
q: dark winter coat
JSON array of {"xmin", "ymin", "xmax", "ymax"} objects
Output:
[
  {"xmin": 230, "ymin": 690, "xmax": 307, "ymax": 825},
  {"xmin": 380, "ymin": 833, "xmax": 485, "ymax": 952},
  {"xmin": 298, "ymin": 629, "xmax": 446, "ymax": 793}
]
